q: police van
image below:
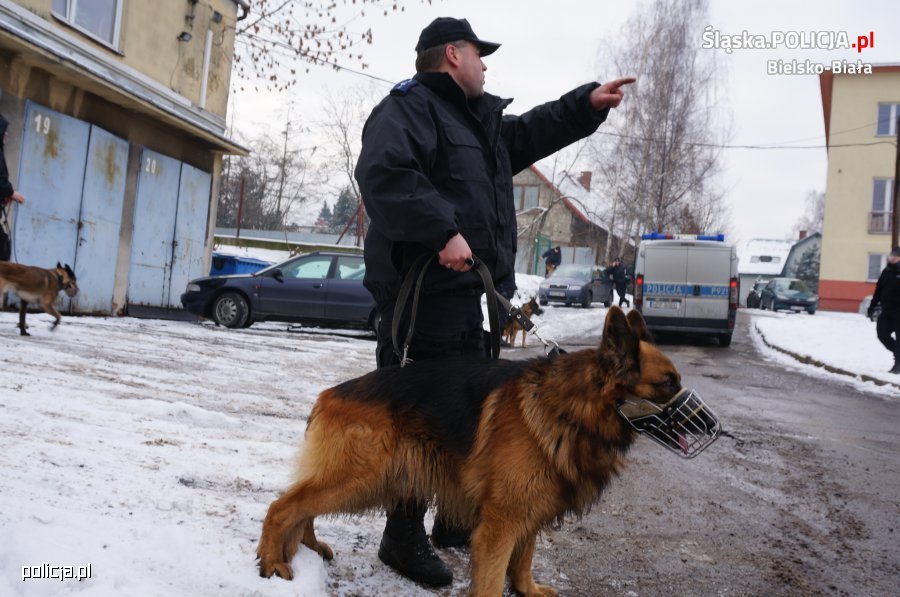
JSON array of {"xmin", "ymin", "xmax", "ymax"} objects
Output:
[{"xmin": 633, "ymin": 233, "xmax": 739, "ymax": 347}]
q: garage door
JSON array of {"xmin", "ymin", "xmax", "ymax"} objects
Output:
[
  {"xmin": 13, "ymin": 102, "xmax": 128, "ymax": 313},
  {"xmin": 127, "ymin": 149, "xmax": 211, "ymax": 308}
]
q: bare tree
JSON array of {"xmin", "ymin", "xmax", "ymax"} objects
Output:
[
  {"xmin": 793, "ymin": 190, "xmax": 825, "ymax": 236},
  {"xmin": 217, "ymin": 118, "xmax": 314, "ymax": 230},
  {"xmin": 590, "ymin": 0, "xmax": 729, "ymax": 247},
  {"xmin": 314, "ymin": 87, "xmax": 382, "ymax": 242},
  {"xmin": 234, "ymin": 1, "xmax": 433, "ymax": 92}
]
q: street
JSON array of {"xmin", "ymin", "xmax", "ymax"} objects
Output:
[
  {"xmin": 1, "ymin": 309, "xmax": 897, "ymax": 596},
  {"xmin": 524, "ymin": 311, "xmax": 899, "ymax": 596}
]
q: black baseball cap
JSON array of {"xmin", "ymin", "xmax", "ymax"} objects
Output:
[{"xmin": 415, "ymin": 17, "xmax": 500, "ymax": 56}]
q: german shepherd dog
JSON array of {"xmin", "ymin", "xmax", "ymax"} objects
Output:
[
  {"xmin": 502, "ymin": 296, "xmax": 544, "ymax": 349},
  {"xmin": 0, "ymin": 262, "xmax": 78, "ymax": 336},
  {"xmin": 257, "ymin": 307, "xmax": 694, "ymax": 595}
]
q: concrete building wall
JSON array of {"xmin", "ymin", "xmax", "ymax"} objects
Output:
[
  {"xmin": 12, "ymin": 0, "xmax": 238, "ymax": 117},
  {"xmin": 0, "ymin": 0, "xmax": 244, "ymax": 314}
]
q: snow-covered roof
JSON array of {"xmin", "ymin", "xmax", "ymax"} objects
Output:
[{"xmin": 738, "ymin": 238, "xmax": 794, "ymax": 275}]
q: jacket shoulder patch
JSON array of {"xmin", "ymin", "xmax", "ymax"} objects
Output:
[{"xmin": 390, "ymin": 79, "xmax": 419, "ymax": 96}]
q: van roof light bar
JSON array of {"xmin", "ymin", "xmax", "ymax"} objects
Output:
[{"xmin": 641, "ymin": 232, "xmax": 725, "ymax": 242}]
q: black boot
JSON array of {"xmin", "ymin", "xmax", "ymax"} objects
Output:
[
  {"xmin": 431, "ymin": 516, "xmax": 471, "ymax": 549},
  {"xmin": 890, "ymin": 360, "xmax": 900, "ymax": 375},
  {"xmin": 378, "ymin": 502, "xmax": 453, "ymax": 587}
]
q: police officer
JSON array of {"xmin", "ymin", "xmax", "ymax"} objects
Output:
[
  {"xmin": 605, "ymin": 257, "xmax": 630, "ymax": 308},
  {"xmin": 868, "ymin": 246, "xmax": 900, "ymax": 374},
  {"xmin": 541, "ymin": 245, "xmax": 562, "ymax": 276},
  {"xmin": 1, "ymin": 114, "xmax": 26, "ymax": 262},
  {"xmin": 355, "ymin": 16, "xmax": 634, "ymax": 587}
]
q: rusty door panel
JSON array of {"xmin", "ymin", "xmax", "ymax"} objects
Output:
[
  {"xmin": 13, "ymin": 102, "xmax": 89, "ymax": 312},
  {"xmin": 71, "ymin": 126, "xmax": 129, "ymax": 313},
  {"xmin": 168, "ymin": 163, "xmax": 211, "ymax": 306},
  {"xmin": 127, "ymin": 149, "xmax": 181, "ymax": 307}
]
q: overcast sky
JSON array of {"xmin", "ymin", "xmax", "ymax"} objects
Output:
[{"xmin": 229, "ymin": 0, "xmax": 900, "ymax": 246}]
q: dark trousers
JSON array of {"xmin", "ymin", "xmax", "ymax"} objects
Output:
[
  {"xmin": 876, "ymin": 310, "xmax": 900, "ymax": 359},
  {"xmin": 375, "ymin": 293, "xmax": 485, "ymax": 369},
  {"xmin": 615, "ymin": 282, "xmax": 629, "ymax": 306},
  {"xmin": 375, "ymin": 293, "xmax": 484, "ymax": 535},
  {"xmin": 0, "ymin": 226, "xmax": 10, "ymax": 262}
]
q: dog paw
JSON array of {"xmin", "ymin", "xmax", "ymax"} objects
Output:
[
  {"xmin": 258, "ymin": 559, "xmax": 294, "ymax": 580},
  {"xmin": 313, "ymin": 541, "xmax": 334, "ymax": 561},
  {"xmin": 528, "ymin": 584, "xmax": 558, "ymax": 597}
]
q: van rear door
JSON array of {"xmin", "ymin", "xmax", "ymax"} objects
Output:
[
  {"xmin": 642, "ymin": 244, "xmax": 687, "ymax": 318},
  {"xmin": 684, "ymin": 244, "xmax": 731, "ymax": 321}
]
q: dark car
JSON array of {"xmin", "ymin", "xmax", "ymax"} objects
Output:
[
  {"xmin": 759, "ymin": 277, "xmax": 818, "ymax": 314},
  {"xmin": 537, "ymin": 264, "xmax": 613, "ymax": 308},
  {"xmin": 181, "ymin": 251, "xmax": 377, "ymax": 330},
  {"xmin": 746, "ymin": 279, "xmax": 767, "ymax": 308}
]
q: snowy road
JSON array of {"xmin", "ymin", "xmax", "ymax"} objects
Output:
[{"xmin": 1, "ymin": 305, "xmax": 896, "ymax": 595}]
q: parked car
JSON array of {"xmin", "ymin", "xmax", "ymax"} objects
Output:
[
  {"xmin": 759, "ymin": 277, "xmax": 818, "ymax": 314},
  {"xmin": 538, "ymin": 264, "xmax": 613, "ymax": 308},
  {"xmin": 746, "ymin": 279, "xmax": 767, "ymax": 309},
  {"xmin": 181, "ymin": 251, "xmax": 377, "ymax": 330}
]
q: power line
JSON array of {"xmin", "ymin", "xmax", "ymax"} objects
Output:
[
  {"xmin": 235, "ymin": 35, "xmax": 398, "ymax": 86},
  {"xmin": 596, "ymin": 131, "xmax": 897, "ymax": 150}
]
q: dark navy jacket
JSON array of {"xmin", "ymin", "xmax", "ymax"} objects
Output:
[
  {"xmin": 872, "ymin": 262, "xmax": 900, "ymax": 312},
  {"xmin": 355, "ymin": 72, "xmax": 607, "ymax": 307},
  {"xmin": 0, "ymin": 114, "xmax": 14, "ymax": 201}
]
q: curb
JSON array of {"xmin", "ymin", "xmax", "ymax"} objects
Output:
[{"xmin": 754, "ymin": 324, "xmax": 900, "ymax": 392}]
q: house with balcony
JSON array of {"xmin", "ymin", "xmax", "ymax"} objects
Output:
[
  {"xmin": 818, "ymin": 64, "xmax": 900, "ymax": 311},
  {"xmin": 0, "ymin": 0, "xmax": 248, "ymax": 316}
]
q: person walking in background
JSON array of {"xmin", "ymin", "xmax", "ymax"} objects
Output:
[
  {"xmin": 868, "ymin": 247, "xmax": 900, "ymax": 374},
  {"xmin": 1, "ymin": 114, "xmax": 26, "ymax": 262},
  {"xmin": 605, "ymin": 256, "xmax": 630, "ymax": 308},
  {"xmin": 354, "ymin": 15, "xmax": 635, "ymax": 588},
  {"xmin": 542, "ymin": 245, "xmax": 561, "ymax": 277}
]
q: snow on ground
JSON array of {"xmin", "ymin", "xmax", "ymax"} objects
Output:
[
  {"xmin": 0, "ymin": 288, "xmax": 895, "ymax": 595},
  {"xmin": 751, "ymin": 308, "xmax": 898, "ymax": 397}
]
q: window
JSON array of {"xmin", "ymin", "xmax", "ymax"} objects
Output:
[
  {"xmin": 282, "ymin": 256, "xmax": 332, "ymax": 280},
  {"xmin": 750, "ymin": 255, "xmax": 780, "ymax": 264},
  {"xmin": 335, "ymin": 255, "xmax": 366, "ymax": 280},
  {"xmin": 876, "ymin": 103, "xmax": 900, "ymax": 136},
  {"xmin": 868, "ymin": 253, "xmax": 886, "ymax": 281},
  {"xmin": 869, "ymin": 178, "xmax": 895, "ymax": 234},
  {"xmin": 52, "ymin": 0, "xmax": 123, "ymax": 48},
  {"xmin": 513, "ymin": 185, "xmax": 540, "ymax": 211}
]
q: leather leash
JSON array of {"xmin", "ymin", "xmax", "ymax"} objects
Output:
[{"xmin": 391, "ymin": 253, "xmax": 562, "ymax": 367}]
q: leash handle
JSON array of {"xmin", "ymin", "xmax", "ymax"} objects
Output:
[
  {"xmin": 391, "ymin": 253, "xmax": 434, "ymax": 367},
  {"xmin": 391, "ymin": 253, "xmax": 563, "ymax": 365}
]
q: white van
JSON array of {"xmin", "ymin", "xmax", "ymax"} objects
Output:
[{"xmin": 633, "ymin": 233, "xmax": 739, "ymax": 347}]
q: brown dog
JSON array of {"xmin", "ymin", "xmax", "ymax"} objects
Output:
[
  {"xmin": 257, "ymin": 307, "xmax": 689, "ymax": 595},
  {"xmin": 502, "ymin": 296, "xmax": 544, "ymax": 348},
  {"xmin": 0, "ymin": 261, "xmax": 78, "ymax": 336}
]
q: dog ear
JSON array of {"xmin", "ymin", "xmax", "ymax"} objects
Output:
[
  {"xmin": 57, "ymin": 261, "xmax": 62, "ymax": 269},
  {"xmin": 64, "ymin": 264, "xmax": 75, "ymax": 278},
  {"xmin": 626, "ymin": 309, "xmax": 653, "ymax": 343},
  {"xmin": 598, "ymin": 306, "xmax": 640, "ymax": 374}
]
